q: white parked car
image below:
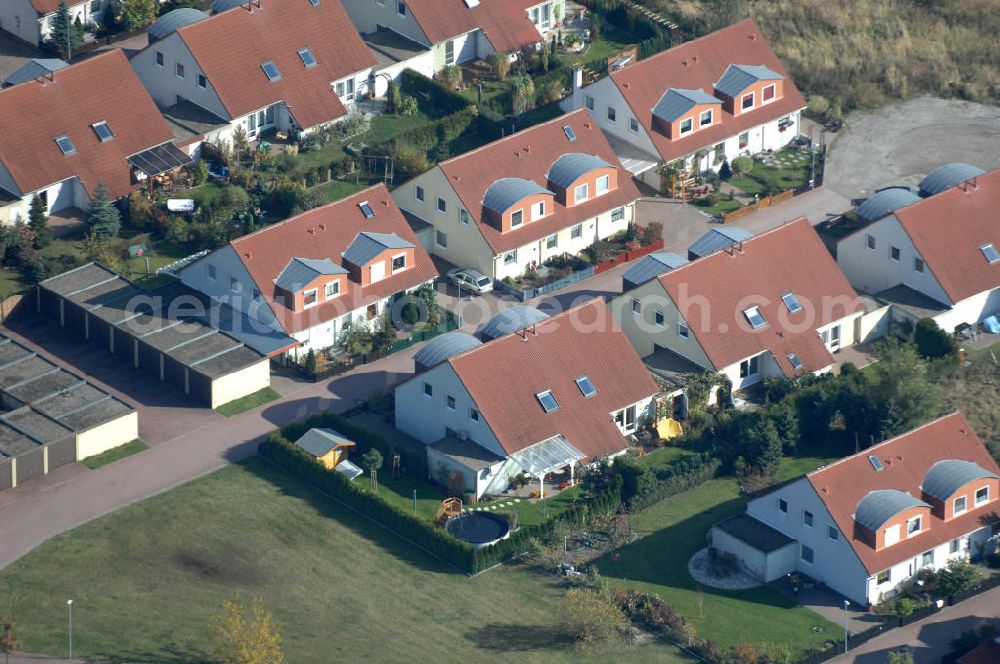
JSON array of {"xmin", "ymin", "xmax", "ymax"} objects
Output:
[{"xmin": 446, "ymin": 268, "xmax": 493, "ymax": 294}]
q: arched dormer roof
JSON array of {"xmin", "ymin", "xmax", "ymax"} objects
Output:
[
  {"xmin": 855, "ymin": 489, "xmax": 929, "ymax": 532},
  {"xmin": 482, "ymin": 178, "xmax": 552, "ymax": 215},
  {"xmin": 546, "ymin": 153, "xmax": 614, "ymax": 189},
  {"xmin": 922, "ymin": 459, "xmax": 998, "ymax": 501},
  {"xmin": 919, "ymin": 163, "xmax": 986, "ymax": 197},
  {"xmin": 149, "ymin": 8, "xmax": 209, "ymax": 41},
  {"xmin": 413, "ymin": 331, "xmax": 482, "ymax": 371}
]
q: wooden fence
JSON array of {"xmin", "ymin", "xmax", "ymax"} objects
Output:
[
  {"xmin": 721, "ymin": 189, "xmax": 795, "ymax": 224},
  {"xmin": 593, "ymin": 239, "xmax": 666, "ymax": 274}
]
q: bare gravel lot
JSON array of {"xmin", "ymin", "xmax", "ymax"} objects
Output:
[{"xmin": 825, "ymin": 97, "xmax": 1000, "ymax": 199}]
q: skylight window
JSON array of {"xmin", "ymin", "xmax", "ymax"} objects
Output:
[
  {"xmin": 575, "ymin": 375, "xmax": 597, "ymax": 398},
  {"xmin": 309, "ymin": 0, "xmax": 319, "ymax": 6},
  {"xmin": 743, "ymin": 306, "xmax": 766, "ymax": 329},
  {"xmin": 536, "ymin": 390, "xmax": 559, "ymax": 413},
  {"xmin": 261, "ymin": 61, "xmax": 281, "ymax": 81},
  {"xmin": 787, "ymin": 352, "xmax": 803, "ymax": 371},
  {"xmin": 869, "ymin": 455, "xmax": 884, "ymax": 472},
  {"xmin": 563, "ymin": 125, "xmax": 576, "ymax": 142},
  {"xmin": 298, "ymin": 47, "xmax": 317, "ymax": 68},
  {"xmin": 55, "ymin": 135, "xmax": 76, "ymax": 156},
  {"xmin": 981, "ymin": 243, "xmax": 1000, "ymax": 264},
  {"xmin": 781, "ymin": 292, "xmax": 803, "ymax": 314},
  {"xmin": 91, "ymin": 121, "xmax": 114, "ymax": 142},
  {"xmin": 359, "ymin": 201, "xmax": 374, "ymax": 218},
  {"xmin": 464, "ymin": 0, "xmax": 480, "ymax": 6}
]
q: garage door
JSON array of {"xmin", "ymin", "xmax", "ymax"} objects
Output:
[
  {"xmin": 47, "ymin": 437, "xmax": 77, "ymax": 470},
  {"xmin": 14, "ymin": 447, "xmax": 44, "ymax": 484}
]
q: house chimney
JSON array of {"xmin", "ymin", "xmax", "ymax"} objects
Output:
[
  {"xmin": 531, "ymin": 322, "xmax": 537, "ymax": 335},
  {"xmin": 381, "ymin": 199, "xmax": 389, "ymax": 206},
  {"xmin": 749, "ymin": 32, "xmax": 758, "ymax": 40},
  {"xmin": 738, "ymin": 240, "xmax": 744, "ymax": 253},
  {"xmin": 691, "ymin": 55, "xmax": 699, "ymax": 64},
  {"xmin": 681, "ymin": 59, "xmax": 688, "ymax": 66},
  {"xmin": 520, "ymin": 328, "xmax": 529, "ymax": 341},
  {"xmin": 244, "ymin": 251, "xmax": 252, "ymax": 259},
  {"xmin": 308, "ymin": 228, "xmax": 315, "ymax": 235},
  {"xmin": 319, "ymin": 223, "xmax": 326, "ymax": 231}
]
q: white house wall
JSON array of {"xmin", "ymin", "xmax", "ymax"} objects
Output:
[
  {"xmin": 394, "ymin": 362, "xmax": 507, "ymax": 458},
  {"xmin": 836, "ymin": 215, "xmax": 952, "ymax": 305},
  {"xmin": 933, "ymin": 289, "xmax": 1000, "ymax": 332},
  {"xmin": 131, "ymin": 33, "xmax": 231, "ymax": 119},
  {"xmin": 340, "ymin": 0, "xmax": 430, "ymax": 46},
  {"xmin": 611, "ymin": 280, "xmax": 714, "ymax": 365},
  {"xmin": 374, "ymin": 51, "xmax": 435, "ymax": 96},
  {"xmin": 564, "ymin": 77, "xmax": 660, "ymax": 159},
  {"xmin": 747, "ymin": 478, "xmax": 872, "ymax": 606},
  {"xmin": 0, "ymin": 0, "xmax": 39, "ymax": 45}
]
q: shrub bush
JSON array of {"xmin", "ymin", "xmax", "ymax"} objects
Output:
[{"xmin": 399, "ymin": 69, "xmax": 469, "ymax": 114}]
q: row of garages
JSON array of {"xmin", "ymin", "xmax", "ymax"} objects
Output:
[
  {"xmin": 37, "ymin": 263, "xmax": 270, "ymax": 409},
  {"xmin": 0, "ymin": 333, "xmax": 137, "ymax": 490}
]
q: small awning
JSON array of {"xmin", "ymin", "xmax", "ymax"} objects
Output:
[
  {"xmin": 335, "ymin": 459, "xmax": 364, "ymax": 480},
  {"xmin": 509, "ymin": 434, "xmax": 585, "ymax": 479},
  {"xmin": 128, "ymin": 142, "xmax": 192, "ymax": 177}
]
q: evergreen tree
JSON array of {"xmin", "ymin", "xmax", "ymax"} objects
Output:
[
  {"xmin": 85, "ymin": 183, "xmax": 121, "ymax": 238},
  {"xmin": 49, "ymin": 1, "xmax": 83, "ymax": 56},
  {"xmin": 28, "ymin": 194, "xmax": 52, "ymax": 248}
]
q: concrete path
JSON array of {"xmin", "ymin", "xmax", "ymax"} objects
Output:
[{"xmin": 827, "ymin": 585, "xmax": 1000, "ymax": 664}]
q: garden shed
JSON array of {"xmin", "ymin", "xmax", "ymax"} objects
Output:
[{"xmin": 708, "ymin": 513, "xmax": 797, "ymax": 583}]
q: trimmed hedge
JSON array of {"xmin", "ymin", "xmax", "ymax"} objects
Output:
[
  {"xmin": 260, "ymin": 431, "xmax": 477, "ymax": 571},
  {"xmin": 399, "ymin": 69, "xmax": 471, "ymax": 115},
  {"xmin": 577, "ymin": 0, "xmax": 673, "ymax": 62}
]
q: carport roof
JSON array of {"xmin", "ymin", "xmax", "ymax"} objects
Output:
[
  {"xmin": 2, "ymin": 407, "xmax": 72, "ymax": 443},
  {"xmin": 715, "ymin": 513, "xmax": 795, "ymax": 553},
  {"xmin": 0, "ymin": 424, "xmax": 40, "ymax": 457},
  {"xmin": 40, "ymin": 263, "xmax": 267, "ymax": 379}
]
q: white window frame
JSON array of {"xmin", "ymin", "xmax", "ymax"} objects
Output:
[
  {"xmin": 303, "ymin": 288, "xmax": 319, "ymax": 308},
  {"xmin": 470, "ymin": 408, "xmax": 479, "ymax": 422},
  {"xmin": 906, "ymin": 515, "xmax": 922, "ymax": 537},
  {"xmin": 175, "ymin": 62, "xmax": 185, "ymax": 79},
  {"xmin": 914, "ymin": 257, "xmax": 924, "ymax": 273},
  {"xmin": 325, "ymin": 281, "xmax": 340, "ymax": 298},
  {"xmin": 876, "ymin": 570, "xmax": 890, "ymax": 585},
  {"xmin": 778, "ymin": 498, "xmax": 788, "ymax": 513},
  {"xmin": 761, "ymin": 84, "xmax": 776, "ymax": 103},
  {"xmin": 197, "ymin": 73, "xmax": 207, "ymax": 89},
  {"xmin": 574, "ymin": 183, "xmax": 588, "ymax": 204},
  {"xmin": 677, "ymin": 321, "xmax": 689, "ymax": 340},
  {"xmin": 155, "ymin": 51, "xmax": 164, "ymax": 68},
  {"xmin": 459, "ymin": 209, "xmax": 470, "ymax": 225},
  {"xmin": 611, "ymin": 207, "xmax": 625, "ymax": 222},
  {"xmin": 679, "ymin": 117, "xmax": 693, "ymax": 135},
  {"xmin": 975, "ymin": 485, "xmax": 990, "ymax": 506},
  {"xmin": 397, "ymin": 0, "xmax": 406, "ymax": 16},
  {"xmin": 890, "ymin": 246, "xmax": 901, "ymax": 262},
  {"xmin": 437, "ymin": 197, "xmax": 447, "ymax": 215},
  {"xmin": 585, "ymin": 95, "xmax": 594, "ymax": 111},
  {"xmin": 503, "ymin": 250, "xmax": 517, "ymax": 265},
  {"xmin": 631, "ymin": 298, "xmax": 640, "ymax": 316},
  {"xmin": 741, "ymin": 92, "xmax": 754, "ymax": 110},
  {"xmin": 699, "ymin": 108, "xmax": 713, "ymax": 127},
  {"xmin": 391, "ymin": 253, "xmax": 407, "ymax": 273},
  {"xmin": 545, "ymin": 234, "xmax": 557, "ymax": 249},
  {"xmin": 866, "ymin": 234, "xmax": 876, "ymax": 250},
  {"xmin": 511, "ymin": 209, "xmax": 524, "ymax": 227},
  {"xmin": 653, "ymin": 310, "xmax": 664, "ymax": 327},
  {"xmin": 629, "ymin": 117, "xmax": 639, "ymax": 133},
  {"xmin": 570, "ymin": 223, "xmax": 582, "ymax": 239},
  {"xmin": 801, "ymin": 544, "xmax": 814, "ymax": 564},
  {"xmin": 446, "ymin": 395, "xmax": 456, "ymax": 410},
  {"xmin": 606, "ymin": 105, "xmax": 616, "ymax": 122},
  {"xmin": 532, "ymin": 200, "xmax": 545, "ymax": 220},
  {"xmin": 415, "ymin": 186, "xmax": 424, "ymax": 203},
  {"xmin": 803, "ymin": 510, "xmax": 813, "ymax": 527},
  {"xmin": 743, "ymin": 305, "xmax": 766, "ymax": 329},
  {"xmin": 953, "ymin": 495, "xmax": 967, "ymax": 516},
  {"xmin": 435, "ymin": 230, "xmax": 447, "ymax": 248},
  {"xmin": 596, "ymin": 174, "xmax": 610, "ymax": 195},
  {"xmin": 740, "ymin": 355, "xmax": 759, "ymax": 378},
  {"xmin": 423, "ymin": 381, "xmax": 433, "ymax": 397}
]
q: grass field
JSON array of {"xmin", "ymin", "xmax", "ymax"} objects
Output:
[
  {"xmin": 563, "ymin": 27, "xmax": 637, "ymax": 69},
  {"xmin": 81, "ymin": 440, "xmax": 149, "ymax": 470},
  {"xmin": 595, "ymin": 453, "xmax": 840, "ymax": 655},
  {"xmin": 0, "ymin": 459, "xmax": 689, "ymax": 663},
  {"xmin": 215, "ymin": 387, "xmax": 281, "ymax": 417}
]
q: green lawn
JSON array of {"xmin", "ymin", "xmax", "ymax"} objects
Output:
[
  {"xmin": 0, "ymin": 267, "xmax": 27, "ymax": 299},
  {"xmin": 309, "ymin": 179, "xmax": 369, "ymax": 205},
  {"xmin": 563, "ymin": 27, "xmax": 637, "ymax": 69},
  {"xmin": 215, "ymin": 387, "xmax": 281, "ymax": 417},
  {"xmin": 0, "ymin": 459, "xmax": 689, "ymax": 663},
  {"xmin": 595, "ymin": 454, "xmax": 841, "ymax": 655},
  {"xmin": 187, "ymin": 182, "xmax": 227, "ymax": 209},
  {"xmin": 731, "ymin": 148, "xmax": 815, "ymax": 196},
  {"xmin": 633, "ymin": 445, "xmax": 698, "ymax": 471},
  {"xmin": 690, "ymin": 196, "xmax": 744, "ymax": 217},
  {"xmin": 81, "ymin": 439, "xmax": 149, "ymax": 470}
]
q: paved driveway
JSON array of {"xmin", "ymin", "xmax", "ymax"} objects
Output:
[{"xmin": 825, "ymin": 97, "xmax": 1000, "ymax": 199}]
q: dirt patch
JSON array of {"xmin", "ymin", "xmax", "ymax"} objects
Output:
[
  {"xmin": 172, "ymin": 546, "xmax": 265, "ymax": 587},
  {"xmin": 825, "ymin": 97, "xmax": 1000, "ymax": 199}
]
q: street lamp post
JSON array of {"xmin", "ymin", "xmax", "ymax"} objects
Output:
[
  {"xmin": 843, "ymin": 599, "xmax": 850, "ymax": 654},
  {"xmin": 66, "ymin": 598, "xmax": 73, "ymax": 662}
]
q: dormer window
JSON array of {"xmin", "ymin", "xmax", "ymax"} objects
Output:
[
  {"xmin": 532, "ymin": 201, "xmax": 545, "ymax": 220},
  {"xmin": 906, "ymin": 515, "xmax": 922, "ymax": 537},
  {"xmin": 679, "ymin": 118, "xmax": 693, "ymax": 135},
  {"xmin": 261, "ymin": 61, "xmax": 281, "ymax": 81},
  {"xmin": 536, "ymin": 390, "xmax": 559, "ymax": 413},
  {"xmin": 596, "ymin": 175, "xmax": 610, "ymax": 195},
  {"xmin": 741, "ymin": 93, "xmax": 754, "ymax": 110},
  {"xmin": 699, "ymin": 109, "xmax": 713, "ymax": 127},
  {"xmin": 574, "ymin": 183, "xmax": 588, "ymax": 203},
  {"xmin": 976, "ymin": 486, "xmax": 990, "ymax": 505},
  {"xmin": 391, "ymin": 254, "xmax": 406, "ymax": 272},
  {"xmin": 303, "ymin": 289, "xmax": 318, "ymax": 307},
  {"xmin": 743, "ymin": 306, "xmax": 766, "ymax": 329},
  {"xmin": 92, "ymin": 121, "xmax": 113, "ymax": 142},
  {"xmin": 762, "ymin": 84, "xmax": 775, "ymax": 102},
  {"xmin": 325, "ymin": 281, "xmax": 340, "ymax": 298},
  {"xmin": 55, "ymin": 135, "xmax": 76, "ymax": 156},
  {"xmin": 981, "ymin": 243, "xmax": 1000, "ymax": 264},
  {"xmin": 511, "ymin": 210, "xmax": 523, "ymax": 227},
  {"xmin": 953, "ymin": 495, "xmax": 967, "ymax": 515},
  {"xmin": 781, "ymin": 292, "xmax": 802, "ymax": 313}
]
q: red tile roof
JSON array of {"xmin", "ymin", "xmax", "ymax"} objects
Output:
[
  {"xmin": 958, "ymin": 639, "xmax": 1000, "ymax": 664},
  {"xmin": 448, "ymin": 298, "xmax": 659, "ymax": 459},
  {"xmin": 807, "ymin": 412, "xmax": 1000, "ymax": 575},
  {"xmin": 175, "ymin": 0, "xmax": 375, "ymax": 129},
  {"xmin": 437, "ymin": 109, "xmax": 641, "ymax": 254},
  {"xmin": 404, "ymin": 0, "xmax": 542, "ymax": 53},
  {"xmin": 656, "ymin": 219, "xmax": 863, "ymax": 376},
  {"xmin": 893, "ymin": 167, "xmax": 1000, "ymax": 304},
  {"xmin": 230, "ymin": 184, "xmax": 437, "ymax": 335},
  {"xmin": 0, "ymin": 50, "xmax": 175, "ymax": 200},
  {"xmin": 610, "ymin": 19, "xmax": 806, "ymax": 163}
]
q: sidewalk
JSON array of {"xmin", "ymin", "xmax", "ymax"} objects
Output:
[{"xmin": 827, "ymin": 585, "xmax": 1000, "ymax": 663}]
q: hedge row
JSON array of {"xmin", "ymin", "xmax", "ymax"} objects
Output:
[
  {"xmin": 399, "ymin": 69, "xmax": 470, "ymax": 115},
  {"xmin": 392, "ymin": 107, "xmax": 479, "ymax": 151},
  {"xmin": 576, "ymin": 0, "xmax": 673, "ymax": 65},
  {"xmin": 260, "ymin": 431, "xmax": 478, "ymax": 571},
  {"xmin": 617, "ymin": 451, "xmax": 723, "ymax": 512}
]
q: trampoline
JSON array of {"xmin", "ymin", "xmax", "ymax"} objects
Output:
[{"xmin": 445, "ymin": 511, "xmax": 511, "ymax": 548}]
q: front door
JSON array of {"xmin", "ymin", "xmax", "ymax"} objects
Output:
[{"xmin": 821, "ymin": 325, "xmax": 841, "ymax": 351}]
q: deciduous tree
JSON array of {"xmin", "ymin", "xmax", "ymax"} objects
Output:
[
  {"xmin": 210, "ymin": 593, "xmax": 284, "ymax": 664},
  {"xmin": 559, "ymin": 588, "xmax": 626, "ymax": 646}
]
